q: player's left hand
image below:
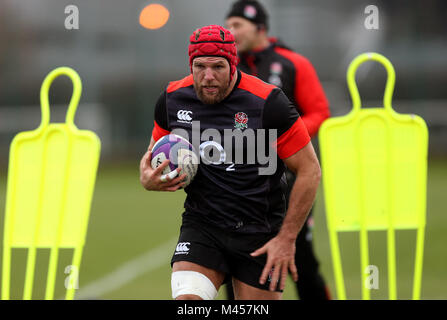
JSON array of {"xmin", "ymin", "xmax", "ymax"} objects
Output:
[
  {"xmin": 250, "ymin": 234, "xmax": 298, "ymax": 291},
  {"xmin": 139, "ymin": 147, "xmax": 187, "ymax": 192}
]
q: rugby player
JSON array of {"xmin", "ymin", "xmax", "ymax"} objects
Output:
[{"xmin": 139, "ymin": 25, "xmax": 321, "ymax": 300}]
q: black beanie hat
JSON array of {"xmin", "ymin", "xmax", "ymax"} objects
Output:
[{"xmin": 226, "ymin": 0, "xmax": 269, "ymax": 30}]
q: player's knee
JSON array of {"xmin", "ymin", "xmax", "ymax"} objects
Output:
[{"xmin": 171, "ymin": 271, "xmax": 218, "ymax": 300}]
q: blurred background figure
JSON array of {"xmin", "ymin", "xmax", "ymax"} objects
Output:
[
  {"xmin": 225, "ymin": 0, "xmax": 331, "ymax": 300},
  {"xmin": 0, "ymin": 0, "xmax": 446, "ymax": 299}
]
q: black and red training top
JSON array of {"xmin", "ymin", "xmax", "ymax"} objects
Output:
[
  {"xmin": 152, "ymin": 70, "xmax": 310, "ymax": 234},
  {"xmin": 238, "ymin": 38, "xmax": 330, "ymax": 138}
]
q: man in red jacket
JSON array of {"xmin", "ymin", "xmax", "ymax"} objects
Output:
[{"xmin": 225, "ymin": 0, "xmax": 331, "ymax": 300}]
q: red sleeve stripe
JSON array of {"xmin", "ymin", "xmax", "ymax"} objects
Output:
[
  {"xmin": 238, "ymin": 72, "xmax": 276, "ymax": 100},
  {"xmin": 167, "ymin": 75, "xmax": 194, "ymax": 93},
  {"xmin": 152, "ymin": 120, "xmax": 170, "ymax": 142},
  {"xmin": 274, "ymin": 117, "xmax": 310, "ymax": 159}
]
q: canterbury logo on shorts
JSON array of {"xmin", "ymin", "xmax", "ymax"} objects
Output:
[{"xmin": 175, "ymin": 242, "xmax": 190, "ymax": 255}]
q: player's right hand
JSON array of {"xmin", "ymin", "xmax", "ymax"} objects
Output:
[{"xmin": 139, "ymin": 148, "xmax": 187, "ymax": 192}]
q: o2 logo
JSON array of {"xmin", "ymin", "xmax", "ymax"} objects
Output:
[{"xmin": 199, "ymin": 141, "xmax": 235, "ymax": 171}]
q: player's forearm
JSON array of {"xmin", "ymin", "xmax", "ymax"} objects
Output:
[{"xmin": 278, "ymin": 165, "xmax": 321, "ymax": 241}]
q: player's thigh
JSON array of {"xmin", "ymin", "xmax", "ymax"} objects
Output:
[
  {"xmin": 232, "ymin": 277, "xmax": 282, "ymax": 300},
  {"xmin": 173, "ymin": 261, "xmax": 226, "ymax": 292}
]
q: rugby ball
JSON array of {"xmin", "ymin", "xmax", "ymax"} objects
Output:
[{"xmin": 150, "ymin": 134, "xmax": 199, "ymax": 187}]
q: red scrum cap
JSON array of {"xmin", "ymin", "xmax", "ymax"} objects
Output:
[{"xmin": 188, "ymin": 25, "xmax": 239, "ymax": 81}]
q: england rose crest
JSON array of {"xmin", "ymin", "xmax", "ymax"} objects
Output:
[{"xmin": 234, "ymin": 112, "xmax": 248, "ymax": 129}]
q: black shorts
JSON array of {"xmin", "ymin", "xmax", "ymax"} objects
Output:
[{"xmin": 171, "ymin": 219, "xmax": 283, "ymax": 292}]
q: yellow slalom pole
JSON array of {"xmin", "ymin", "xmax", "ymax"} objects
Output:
[
  {"xmin": 413, "ymin": 226, "xmax": 425, "ymax": 299},
  {"xmin": 45, "ymin": 131, "xmax": 72, "ymax": 300},
  {"xmin": 65, "ymin": 246, "xmax": 83, "ymax": 300},
  {"xmin": 23, "ymin": 248, "xmax": 37, "ymax": 300},
  {"xmin": 330, "ymin": 233, "xmax": 346, "ymax": 299},
  {"xmin": 356, "ymin": 131, "xmax": 370, "ymax": 300},
  {"xmin": 45, "ymin": 247, "xmax": 59, "ymax": 300},
  {"xmin": 23, "ymin": 132, "xmax": 52, "ymax": 300},
  {"xmin": 385, "ymin": 115, "xmax": 397, "ymax": 300},
  {"xmin": 387, "ymin": 225, "xmax": 397, "ymax": 299},
  {"xmin": 321, "ymin": 150, "xmax": 347, "ymax": 299}
]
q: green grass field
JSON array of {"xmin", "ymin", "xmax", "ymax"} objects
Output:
[{"xmin": 0, "ymin": 159, "xmax": 446, "ymax": 300}]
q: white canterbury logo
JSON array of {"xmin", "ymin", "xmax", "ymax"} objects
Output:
[
  {"xmin": 177, "ymin": 110, "xmax": 193, "ymax": 123},
  {"xmin": 175, "ymin": 242, "xmax": 190, "ymax": 255}
]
